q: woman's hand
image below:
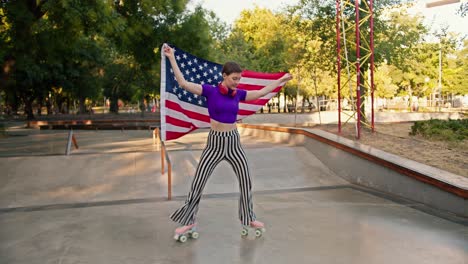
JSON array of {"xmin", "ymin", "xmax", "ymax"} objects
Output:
[
  {"xmin": 280, "ymin": 73, "xmax": 293, "ymax": 83},
  {"xmin": 163, "ymin": 44, "xmax": 175, "ymax": 59},
  {"xmin": 162, "ymin": 43, "xmax": 203, "ymax": 95}
]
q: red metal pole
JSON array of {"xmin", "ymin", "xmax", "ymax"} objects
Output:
[
  {"xmin": 355, "ymin": 0, "xmax": 361, "ymax": 139},
  {"xmin": 336, "ymin": 0, "xmax": 342, "ymax": 133},
  {"xmin": 72, "ymin": 134, "xmax": 79, "ymax": 149},
  {"xmin": 370, "ymin": 0, "xmax": 375, "ymax": 132}
]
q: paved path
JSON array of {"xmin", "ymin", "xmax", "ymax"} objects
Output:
[{"xmin": 0, "ymin": 128, "xmax": 466, "ymax": 264}]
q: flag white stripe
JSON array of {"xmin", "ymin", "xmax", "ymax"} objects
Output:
[
  {"xmin": 165, "ymin": 93, "xmax": 209, "ymax": 115},
  {"xmin": 240, "ymin": 76, "xmax": 285, "ymax": 86},
  {"xmin": 246, "ymin": 92, "xmax": 277, "ymax": 102},
  {"xmin": 239, "ymin": 103, "xmax": 265, "ymax": 112},
  {"xmin": 165, "ymin": 108, "xmax": 211, "ymax": 127},
  {"xmin": 165, "ymin": 123, "xmax": 196, "ymax": 133}
]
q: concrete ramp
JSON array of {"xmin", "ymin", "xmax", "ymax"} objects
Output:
[{"xmin": 0, "ymin": 128, "xmax": 466, "ymax": 264}]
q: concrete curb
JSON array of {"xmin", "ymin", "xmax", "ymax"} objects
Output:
[{"xmin": 237, "ymin": 124, "xmax": 467, "ymax": 218}]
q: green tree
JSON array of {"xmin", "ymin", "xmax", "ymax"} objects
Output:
[
  {"xmin": 2, "ymin": 0, "xmax": 116, "ymax": 118},
  {"xmin": 454, "ymin": 40, "xmax": 468, "ymax": 95},
  {"xmin": 1, "ymin": 0, "xmax": 228, "ymax": 118},
  {"xmin": 2, "ymin": 0, "xmax": 48, "ymax": 118},
  {"xmin": 373, "ymin": 63, "xmax": 398, "ymax": 98},
  {"xmin": 457, "ymin": 2, "xmax": 468, "ymax": 17},
  {"xmin": 283, "ymin": 5, "xmax": 337, "ymax": 111},
  {"xmin": 217, "ymin": 30, "xmax": 253, "ymax": 67},
  {"xmin": 372, "ymin": 7, "xmax": 428, "ymax": 108},
  {"xmin": 0, "ymin": 4, "xmax": 14, "ymax": 113},
  {"xmin": 219, "ymin": 7, "xmax": 292, "ymax": 111},
  {"xmin": 286, "ymin": 0, "xmax": 408, "ymax": 117},
  {"xmin": 439, "ymin": 33, "xmax": 466, "ymax": 96},
  {"xmin": 231, "ymin": 7, "xmax": 289, "ymax": 72},
  {"xmin": 47, "ymin": 0, "xmax": 113, "ymax": 114},
  {"xmin": 108, "ymin": 1, "xmax": 216, "ymax": 114}
]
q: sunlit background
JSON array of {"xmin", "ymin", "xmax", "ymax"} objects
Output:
[{"xmin": 189, "ymin": 0, "xmax": 467, "ymax": 35}]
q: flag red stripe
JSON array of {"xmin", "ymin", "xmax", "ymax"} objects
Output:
[
  {"xmin": 166, "ymin": 115, "xmax": 195, "ymax": 128},
  {"xmin": 241, "ymin": 70, "xmax": 286, "ymax": 80},
  {"xmin": 238, "ymin": 109, "xmax": 257, "ymax": 116},
  {"xmin": 243, "ymin": 98, "xmax": 271, "ymax": 105},
  {"xmin": 237, "ymin": 84, "xmax": 282, "ymax": 93},
  {"xmin": 165, "ymin": 99, "xmax": 211, "ymax": 123},
  {"xmin": 166, "ymin": 130, "xmax": 196, "ymax": 141}
]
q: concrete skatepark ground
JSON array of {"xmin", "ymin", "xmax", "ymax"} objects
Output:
[{"xmin": 0, "ymin": 126, "xmax": 466, "ymax": 264}]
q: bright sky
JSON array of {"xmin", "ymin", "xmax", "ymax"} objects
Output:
[
  {"xmin": 189, "ymin": 0, "xmax": 467, "ymax": 36},
  {"xmin": 409, "ymin": 0, "xmax": 467, "ymax": 36},
  {"xmin": 188, "ymin": 0, "xmax": 300, "ymax": 25}
]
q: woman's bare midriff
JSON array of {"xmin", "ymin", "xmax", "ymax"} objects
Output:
[{"xmin": 210, "ymin": 119, "xmax": 237, "ymax": 132}]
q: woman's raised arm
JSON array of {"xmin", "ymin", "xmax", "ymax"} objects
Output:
[
  {"xmin": 163, "ymin": 44, "xmax": 203, "ymax": 96},
  {"xmin": 244, "ymin": 73, "xmax": 293, "ymax": 101}
]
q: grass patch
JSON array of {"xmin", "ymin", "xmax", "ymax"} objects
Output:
[{"xmin": 410, "ymin": 119, "xmax": 468, "ymax": 142}]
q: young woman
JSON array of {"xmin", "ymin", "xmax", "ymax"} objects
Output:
[{"xmin": 163, "ymin": 44, "xmax": 292, "ymax": 242}]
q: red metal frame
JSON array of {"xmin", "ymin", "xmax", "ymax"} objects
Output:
[
  {"xmin": 336, "ymin": 0, "xmax": 375, "ymax": 139},
  {"xmin": 370, "ymin": 0, "xmax": 375, "ymax": 132},
  {"xmin": 355, "ymin": 0, "xmax": 361, "ymax": 139},
  {"xmin": 336, "ymin": 0, "xmax": 342, "ymax": 134}
]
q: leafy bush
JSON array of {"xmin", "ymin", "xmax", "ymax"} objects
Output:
[
  {"xmin": 0, "ymin": 123, "xmax": 5, "ymax": 137},
  {"xmin": 410, "ymin": 119, "xmax": 468, "ymax": 141}
]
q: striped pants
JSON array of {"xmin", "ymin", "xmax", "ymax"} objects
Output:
[{"xmin": 170, "ymin": 129, "xmax": 256, "ymax": 226}]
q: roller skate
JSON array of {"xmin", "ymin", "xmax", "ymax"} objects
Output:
[
  {"xmin": 241, "ymin": 220, "xmax": 266, "ymax": 238},
  {"xmin": 174, "ymin": 223, "xmax": 199, "ymax": 243}
]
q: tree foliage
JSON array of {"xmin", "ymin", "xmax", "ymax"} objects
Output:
[{"xmin": 1, "ymin": 0, "xmax": 466, "ymax": 119}]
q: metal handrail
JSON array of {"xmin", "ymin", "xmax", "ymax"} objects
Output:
[
  {"xmin": 154, "ymin": 127, "xmax": 172, "ymax": 200},
  {"xmin": 65, "ymin": 129, "xmax": 79, "ymax": 155}
]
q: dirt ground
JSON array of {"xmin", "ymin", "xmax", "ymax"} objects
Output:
[{"xmin": 314, "ymin": 122, "xmax": 468, "ymax": 177}]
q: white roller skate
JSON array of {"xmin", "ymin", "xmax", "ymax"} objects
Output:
[
  {"xmin": 174, "ymin": 223, "xmax": 199, "ymax": 243},
  {"xmin": 241, "ymin": 220, "xmax": 266, "ymax": 238}
]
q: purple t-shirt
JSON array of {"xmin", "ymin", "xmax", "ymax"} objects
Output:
[{"xmin": 202, "ymin": 84, "xmax": 247, "ymax": 124}]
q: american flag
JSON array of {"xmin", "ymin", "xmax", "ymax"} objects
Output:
[{"xmin": 160, "ymin": 44, "xmax": 286, "ymax": 141}]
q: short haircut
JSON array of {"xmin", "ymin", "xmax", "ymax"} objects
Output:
[{"xmin": 222, "ymin": 61, "xmax": 242, "ymax": 75}]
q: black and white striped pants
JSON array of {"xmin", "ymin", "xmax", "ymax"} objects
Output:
[{"xmin": 170, "ymin": 129, "xmax": 256, "ymax": 226}]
